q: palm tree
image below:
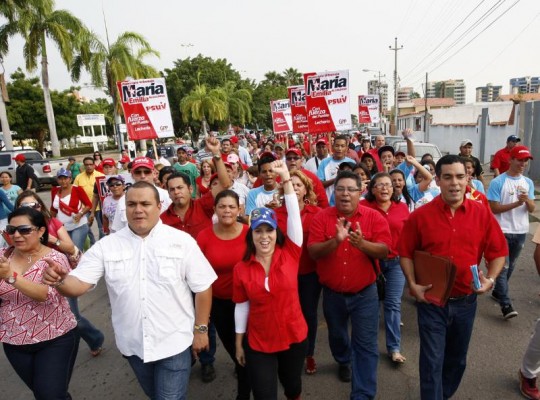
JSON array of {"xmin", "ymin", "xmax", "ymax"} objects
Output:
[
  {"xmin": 180, "ymin": 80, "xmax": 227, "ymax": 139},
  {"xmin": 263, "ymin": 71, "xmax": 285, "ymax": 87},
  {"xmin": 282, "ymin": 67, "xmax": 303, "ymax": 86},
  {"xmin": 0, "ymin": 0, "xmax": 87, "ymax": 157},
  {"xmin": 72, "ymin": 31, "xmax": 159, "ymax": 150},
  {"xmin": 220, "ymin": 81, "xmax": 252, "ymax": 128}
]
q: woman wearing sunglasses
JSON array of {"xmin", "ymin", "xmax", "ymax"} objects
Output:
[
  {"xmin": 234, "ymin": 160, "xmax": 307, "ymax": 400},
  {"xmin": 196, "ymin": 190, "xmax": 251, "ymax": 399},
  {"xmin": 363, "ymin": 172, "xmax": 410, "ymax": 364},
  {"xmin": 101, "ymin": 175, "xmax": 126, "ymax": 235},
  {"xmin": 0, "ymin": 207, "xmax": 79, "ymax": 399}
]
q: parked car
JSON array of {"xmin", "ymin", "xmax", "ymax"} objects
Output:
[
  {"xmin": 0, "ymin": 150, "xmax": 69, "ymax": 188},
  {"xmin": 392, "ymin": 141, "xmax": 442, "ymax": 164},
  {"xmin": 145, "ymin": 144, "xmax": 183, "ymax": 164}
]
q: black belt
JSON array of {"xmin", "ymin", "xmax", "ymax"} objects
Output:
[
  {"xmin": 325, "ymin": 284, "xmax": 373, "ymax": 297},
  {"xmin": 448, "ymin": 293, "xmax": 476, "ymax": 302}
]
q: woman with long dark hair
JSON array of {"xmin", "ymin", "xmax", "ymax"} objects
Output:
[
  {"xmin": 234, "ymin": 160, "xmax": 307, "ymax": 400},
  {"xmin": 93, "ymin": 151, "xmax": 104, "ymax": 173},
  {"xmin": 275, "ymin": 170, "xmax": 322, "ymax": 375},
  {"xmin": 363, "ymin": 172, "xmax": 410, "ymax": 364},
  {"xmin": 361, "ymin": 153, "xmax": 379, "ymax": 177},
  {"xmin": 197, "ymin": 190, "xmax": 251, "ymax": 399},
  {"xmin": 0, "ymin": 207, "xmax": 79, "ymax": 398}
]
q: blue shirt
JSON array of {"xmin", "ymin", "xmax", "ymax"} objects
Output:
[{"xmin": 317, "ymin": 156, "xmax": 355, "ymax": 206}]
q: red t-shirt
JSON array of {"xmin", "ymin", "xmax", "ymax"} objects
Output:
[
  {"xmin": 195, "ymin": 176, "xmax": 211, "ymax": 196},
  {"xmin": 362, "ymin": 200, "xmax": 410, "ymax": 258},
  {"xmin": 160, "ymin": 193, "xmax": 214, "ymax": 239},
  {"xmin": 398, "ymin": 196, "xmax": 508, "ymax": 297},
  {"xmin": 232, "ymin": 238, "xmax": 308, "ymax": 353},
  {"xmin": 491, "ymin": 147, "xmax": 511, "ymax": 173},
  {"xmin": 197, "ymin": 224, "xmax": 248, "ymax": 299},
  {"xmin": 276, "ymin": 204, "xmax": 322, "ymax": 275},
  {"xmin": 307, "ymin": 205, "xmax": 392, "ymax": 293}
]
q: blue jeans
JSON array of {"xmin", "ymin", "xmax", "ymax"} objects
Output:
[
  {"xmin": 68, "ymin": 223, "xmax": 89, "ymax": 252},
  {"xmin": 493, "ymin": 233, "xmax": 526, "ymax": 307},
  {"xmin": 323, "ymin": 284, "xmax": 379, "ymax": 400},
  {"xmin": 298, "ymin": 271, "xmax": 322, "ymax": 357},
  {"xmin": 67, "ymin": 297, "xmax": 104, "ymax": 352},
  {"xmin": 417, "ymin": 294, "xmax": 477, "ymax": 400},
  {"xmin": 380, "ymin": 258, "xmax": 406, "ymax": 354},
  {"xmin": 125, "ymin": 348, "xmax": 191, "ymax": 400},
  {"xmin": 95, "ymin": 210, "xmax": 105, "ymax": 239},
  {"xmin": 3, "ymin": 329, "xmax": 80, "ymax": 400}
]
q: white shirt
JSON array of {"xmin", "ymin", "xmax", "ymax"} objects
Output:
[
  {"xmin": 111, "ymin": 186, "xmax": 172, "ymax": 232},
  {"xmin": 304, "ymin": 155, "xmax": 329, "ymax": 175},
  {"xmin": 158, "ymin": 156, "xmax": 171, "ymax": 167},
  {"xmin": 52, "ymin": 193, "xmax": 88, "ymax": 231},
  {"xmin": 70, "ymin": 221, "xmax": 217, "ymax": 362},
  {"xmin": 237, "ymin": 146, "xmax": 253, "ymax": 167}
]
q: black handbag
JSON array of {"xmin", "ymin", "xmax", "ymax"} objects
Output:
[{"xmin": 370, "ymin": 258, "xmax": 386, "ymax": 301}]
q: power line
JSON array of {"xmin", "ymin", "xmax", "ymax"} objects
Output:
[{"xmin": 401, "ymin": 0, "xmax": 487, "ymax": 80}]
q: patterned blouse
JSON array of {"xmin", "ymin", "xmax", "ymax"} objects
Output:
[{"xmin": 0, "ymin": 248, "xmax": 77, "ymax": 345}]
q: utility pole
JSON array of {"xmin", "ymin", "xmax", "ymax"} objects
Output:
[
  {"xmin": 389, "ymin": 37, "xmax": 403, "ymax": 134},
  {"xmin": 424, "ymin": 72, "xmax": 429, "ymax": 142}
]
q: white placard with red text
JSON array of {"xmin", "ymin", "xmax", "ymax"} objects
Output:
[
  {"xmin": 270, "ymin": 99, "xmax": 293, "ymax": 134},
  {"xmin": 287, "ymin": 85, "xmax": 309, "ymax": 133},
  {"xmin": 304, "ymin": 70, "xmax": 351, "ymax": 133},
  {"xmin": 358, "ymin": 95, "xmax": 380, "ymax": 124},
  {"xmin": 117, "ymin": 78, "xmax": 174, "ymax": 141}
]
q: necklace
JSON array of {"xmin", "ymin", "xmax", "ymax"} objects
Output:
[{"xmin": 16, "ymin": 246, "xmax": 44, "ymax": 264}]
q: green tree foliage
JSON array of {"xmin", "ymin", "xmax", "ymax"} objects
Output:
[
  {"xmin": 251, "ymin": 83, "xmax": 288, "ymax": 129},
  {"xmin": 0, "ymin": 0, "xmax": 88, "ymax": 156}
]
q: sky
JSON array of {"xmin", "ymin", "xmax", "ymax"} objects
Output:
[{"xmin": 2, "ymin": 0, "xmax": 539, "ymax": 114}]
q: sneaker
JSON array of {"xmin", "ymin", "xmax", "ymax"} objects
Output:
[
  {"xmin": 201, "ymin": 363, "xmax": 216, "ymax": 383},
  {"xmin": 305, "ymin": 356, "xmax": 317, "ymax": 375},
  {"xmin": 519, "ymin": 370, "xmax": 540, "ymax": 399},
  {"xmin": 491, "ymin": 291, "xmax": 501, "ymax": 302},
  {"xmin": 502, "ymin": 304, "xmax": 518, "ymax": 320},
  {"xmin": 338, "ymin": 364, "xmax": 351, "ymax": 382}
]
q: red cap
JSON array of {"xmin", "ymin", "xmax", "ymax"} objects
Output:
[
  {"xmin": 316, "ymin": 138, "xmax": 327, "ymax": 146},
  {"xmin": 226, "ymin": 153, "xmax": 240, "ymax": 164},
  {"xmin": 286, "ymin": 148, "xmax": 302, "ymax": 157},
  {"xmin": 230, "ymin": 136, "xmax": 239, "ymax": 144},
  {"xmin": 223, "ymin": 162, "xmax": 233, "ymax": 169},
  {"xmin": 120, "ymin": 156, "xmax": 130, "ymax": 164},
  {"xmin": 510, "ymin": 145, "xmax": 533, "ymax": 160},
  {"xmin": 13, "ymin": 154, "xmax": 25, "ymax": 162},
  {"xmin": 131, "ymin": 157, "xmax": 154, "ymax": 171},
  {"xmin": 102, "ymin": 158, "xmax": 116, "ymax": 167},
  {"xmin": 259, "ymin": 151, "xmax": 277, "ymax": 161},
  {"xmin": 209, "ymin": 173, "xmax": 219, "ymax": 183}
]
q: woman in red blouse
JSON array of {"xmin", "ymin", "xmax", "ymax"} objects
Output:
[
  {"xmin": 196, "ymin": 189, "xmax": 251, "ymax": 399},
  {"xmin": 234, "ymin": 160, "xmax": 307, "ymax": 400},
  {"xmin": 363, "ymin": 172, "xmax": 410, "ymax": 364},
  {"xmin": 276, "ymin": 170, "xmax": 322, "ymax": 375},
  {"xmin": 0, "ymin": 207, "xmax": 78, "ymax": 399},
  {"xmin": 195, "ymin": 159, "xmax": 215, "ymax": 197}
]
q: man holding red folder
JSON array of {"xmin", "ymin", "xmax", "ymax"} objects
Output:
[{"xmin": 398, "ymin": 154, "xmax": 508, "ymax": 400}]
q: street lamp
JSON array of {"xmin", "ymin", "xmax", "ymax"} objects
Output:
[{"xmin": 362, "ymin": 69, "xmax": 386, "ymax": 128}]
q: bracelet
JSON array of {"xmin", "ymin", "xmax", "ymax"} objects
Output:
[
  {"xmin": 54, "ymin": 279, "xmax": 65, "ymax": 287},
  {"xmin": 281, "ymin": 178, "xmax": 292, "ymax": 185}
]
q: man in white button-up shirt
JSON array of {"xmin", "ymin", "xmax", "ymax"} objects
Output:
[{"xmin": 43, "ymin": 181, "xmax": 217, "ymax": 399}]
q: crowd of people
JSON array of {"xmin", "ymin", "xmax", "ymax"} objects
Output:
[{"xmin": 0, "ymin": 131, "xmax": 538, "ymax": 400}]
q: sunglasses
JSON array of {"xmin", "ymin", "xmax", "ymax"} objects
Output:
[
  {"xmin": 107, "ymin": 182, "xmax": 124, "ymax": 188},
  {"xmin": 133, "ymin": 168, "xmax": 153, "ymax": 176},
  {"xmin": 5, "ymin": 224, "xmax": 37, "ymax": 235},
  {"xmin": 286, "ymin": 156, "xmax": 301, "ymax": 161},
  {"xmin": 20, "ymin": 202, "xmax": 40, "ymax": 209}
]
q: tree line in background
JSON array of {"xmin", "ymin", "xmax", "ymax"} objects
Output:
[{"xmin": 0, "ymin": 0, "xmax": 304, "ymax": 154}]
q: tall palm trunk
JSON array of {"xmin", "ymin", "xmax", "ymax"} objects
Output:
[
  {"xmin": 0, "ymin": 73, "xmax": 13, "ymax": 150},
  {"xmin": 40, "ymin": 33, "xmax": 60, "ymax": 157}
]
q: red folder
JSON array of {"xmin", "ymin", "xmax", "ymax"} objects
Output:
[{"xmin": 413, "ymin": 250, "xmax": 457, "ymax": 307}]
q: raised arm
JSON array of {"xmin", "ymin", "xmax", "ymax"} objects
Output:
[{"xmin": 271, "ymin": 160, "xmax": 302, "ymax": 246}]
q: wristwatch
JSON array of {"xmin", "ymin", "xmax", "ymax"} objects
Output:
[
  {"xmin": 212, "ymin": 154, "xmax": 221, "ymax": 161},
  {"xmin": 6, "ymin": 271, "xmax": 17, "ymax": 285},
  {"xmin": 55, "ymin": 239, "xmax": 61, "ymax": 247},
  {"xmin": 486, "ymin": 276, "xmax": 495, "ymax": 287},
  {"xmin": 194, "ymin": 324, "xmax": 209, "ymax": 334}
]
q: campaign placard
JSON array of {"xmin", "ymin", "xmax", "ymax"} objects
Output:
[
  {"xmin": 270, "ymin": 99, "xmax": 293, "ymax": 134},
  {"xmin": 358, "ymin": 95, "xmax": 380, "ymax": 124},
  {"xmin": 287, "ymin": 85, "xmax": 309, "ymax": 133},
  {"xmin": 304, "ymin": 70, "xmax": 351, "ymax": 133},
  {"xmin": 117, "ymin": 78, "xmax": 174, "ymax": 141}
]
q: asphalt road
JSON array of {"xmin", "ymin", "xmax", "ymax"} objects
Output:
[{"xmin": 1, "ymin": 189, "xmax": 538, "ymax": 399}]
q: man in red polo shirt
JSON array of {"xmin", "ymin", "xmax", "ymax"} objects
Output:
[
  {"xmin": 285, "ymin": 148, "xmax": 329, "ymax": 208},
  {"xmin": 491, "ymin": 134, "xmax": 520, "ymax": 177},
  {"xmin": 398, "ymin": 154, "xmax": 507, "ymax": 400},
  {"xmin": 308, "ymin": 170, "xmax": 392, "ymax": 398}
]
